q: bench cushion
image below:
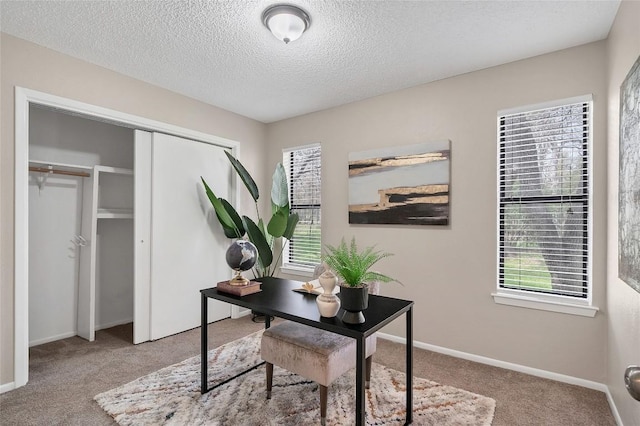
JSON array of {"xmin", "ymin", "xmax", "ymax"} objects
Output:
[{"xmin": 261, "ymin": 321, "xmax": 376, "ymax": 386}]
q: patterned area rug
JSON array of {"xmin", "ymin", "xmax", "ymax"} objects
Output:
[{"xmin": 95, "ymin": 330, "xmax": 495, "ymax": 425}]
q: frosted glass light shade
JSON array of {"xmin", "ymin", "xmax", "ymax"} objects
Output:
[{"xmin": 262, "ymin": 4, "xmax": 310, "ymax": 44}]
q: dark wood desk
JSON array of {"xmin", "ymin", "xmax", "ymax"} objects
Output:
[{"xmin": 201, "ymin": 277, "xmax": 414, "ymax": 426}]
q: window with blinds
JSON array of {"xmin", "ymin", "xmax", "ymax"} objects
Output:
[
  {"xmin": 498, "ymin": 97, "xmax": 591, "ymax": 300},
  {"xmin": 283, "ymin": 144, "xmax": 321, "ymax": 272}
]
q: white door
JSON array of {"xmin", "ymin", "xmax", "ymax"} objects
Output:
[{"xmin": 144, "ymin": 132, "xmax": 232, "ymax": 340}]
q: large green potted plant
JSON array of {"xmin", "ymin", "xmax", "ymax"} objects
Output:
[
  {"xmin": 323, "ymin": 237, "xmax": 399, "ymax": 324},
  {"xmin": 201, "ymin": 151, "xmax": 299, "ymax": 279}
]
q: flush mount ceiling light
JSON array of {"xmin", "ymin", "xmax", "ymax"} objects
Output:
[{"xmin": 262, "ymin": 4, "xmax": 310, "ymax": 44}]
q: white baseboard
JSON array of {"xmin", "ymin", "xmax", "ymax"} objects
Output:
[
  {"xmin": 377, "ymin": 332, "xmax": 608, "ymax": 393},
  {"xmin": 0, "ymin": 381, "xmax": 16, "ymax": 394},
  {"xmin": 95, "ymin": 317, "xmax": 134, "ymax": 331},
  {"xmin": 29, "ymin": 331, "xmax": 77, "ymax": 347},
  {"xmin": 604, "ymin": 387, "xmax": 624, "ymax": 426},
  {"xmin": 231, "ymin": 306, "xmax": 251, "ymax": 319},
  {"xmin": 29, "ymin": 318, "xmax": 133, "ymax": 347},
  {"xmin": 377, "ymin": 332, "xmax": 623, "ymax": 424}
]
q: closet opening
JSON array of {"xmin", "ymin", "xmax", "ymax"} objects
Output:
[{"xmin": 28, "ymin": 104, "xmax": 135, "ymax": 350}]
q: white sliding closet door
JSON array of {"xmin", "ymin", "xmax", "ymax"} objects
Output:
[{"xmin": 147, "ymin": 132, "xmax": 232, "ymax": 340}]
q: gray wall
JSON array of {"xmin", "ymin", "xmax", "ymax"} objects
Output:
[{"xmin": 268, "ymin": 40, "xmax": 609, "ymax": 383}]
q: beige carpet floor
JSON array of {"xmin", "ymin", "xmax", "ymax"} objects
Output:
[
  {"xmin": 94, "ymin": 330, "xmax": 495, "ymax": 425},
  {"xmin": 0, "ymin": 316, "xmax": 616, "ymax": 425}
]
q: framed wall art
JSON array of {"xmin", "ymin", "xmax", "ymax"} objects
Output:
[
  {"xmin": 348, "ymin": 141, "xmax": 450, "ymax": 225},
  {"xmin": 619, "ymin": 55, "xmax": 640, "ymax": 293}
]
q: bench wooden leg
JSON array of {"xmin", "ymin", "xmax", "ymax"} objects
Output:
[
  {"xmin": 365, "ymin": 355, "xmax": 373, "ymax": 389},
  {"xmin": 266, "ymin": 362, "xmax": 273, "ymax": 399},
  {"xmin": 320, "ymin": 384, "xmax": 328, "ymax": 426}
]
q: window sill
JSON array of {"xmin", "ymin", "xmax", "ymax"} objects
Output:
[
  {"xmin": 280, "ymin": 265, "xmax": 315, "ymax": 279},
  {"xmin": 491, "ymin": 292, "xmax": 599, "ymax": 317}
]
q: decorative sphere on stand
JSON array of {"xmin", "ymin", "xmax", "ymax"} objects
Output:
[{"xmin": 225, "ymin": 240, "xmax": 258, "ymax": 286}]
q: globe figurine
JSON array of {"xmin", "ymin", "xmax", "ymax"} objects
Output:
[{"xmin": 225, "ymin": 240, "xmax": 258, "ymax": 286}]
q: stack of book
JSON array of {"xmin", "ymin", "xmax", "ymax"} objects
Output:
[{"xmin": 216, "ymin": 280, "xmax": 261, "ymax": 296}]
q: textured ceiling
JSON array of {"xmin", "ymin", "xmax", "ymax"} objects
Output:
[{"xmin": 0, "ymin": 1, "xmax": 620, "ymax": 123}]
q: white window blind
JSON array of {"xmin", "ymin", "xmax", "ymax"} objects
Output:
[
  {"xmin": 283, "ymin": 144, "xmax": 321, "ymax": 271},
  {"xmin": 498, "ymin": 97, "xmax": 591, "ymax": 300}
]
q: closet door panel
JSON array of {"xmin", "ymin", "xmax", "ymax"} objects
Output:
[{"xmin": 150, "ymin": 133, "xmax": 231, "ymax": 340}]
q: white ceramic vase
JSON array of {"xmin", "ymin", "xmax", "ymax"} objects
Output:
[{"xmin": 316, "ymin": 269, "xmax": 340, "ymax": 318}]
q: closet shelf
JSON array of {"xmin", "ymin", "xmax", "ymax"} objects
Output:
[
  {"xmin": 29, "ymin": 159, "xmax": 93, "ymax": 171},
  {"xmin": 94, "ymin": 165, "xmax": 133, "ymax": 175},
  {"xmin": 97, "ymin": 208, "xmax": 133, "ymax": 219}
]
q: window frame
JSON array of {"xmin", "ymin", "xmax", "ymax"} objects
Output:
[
  {"xmin": 280, "ymin": 143, "xmax": 321, "ymax": 277},
  {"xmin": 492, "ymin": 95, "xmax": 598, "ymax": 317}
]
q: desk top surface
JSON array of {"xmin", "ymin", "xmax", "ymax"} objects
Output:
[{"xmin": 201, "ymin": 277, "xmax": 413, "ymax": 338}]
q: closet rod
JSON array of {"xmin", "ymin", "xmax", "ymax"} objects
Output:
[{"xmin": 29, "ymin": 166, "xmax": 90, "ymax": 178}]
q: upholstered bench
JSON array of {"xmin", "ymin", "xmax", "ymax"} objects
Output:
[{"xmin": 261, "ymin": 321, "xmax": 376, "ymax": 425}]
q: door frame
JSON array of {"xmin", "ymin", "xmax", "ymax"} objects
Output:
[{"xmin": 13, "ymin": 87, "xmax": 241, "ymax": 389}]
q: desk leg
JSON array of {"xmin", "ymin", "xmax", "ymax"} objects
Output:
[
  {"xmin": 201, "ymin": 293, "xmax": 208, "ymax": 394},
  {"xmin": 356, "ymin": 336, "xmax": 366, "ymax": 426},
  {"xmin": 406, "ymin": 307, "xmax": 413, "ymax": 424},
  {"xmin": 265, "ymin": 314, "xmax": 271, "ymax": 329}
]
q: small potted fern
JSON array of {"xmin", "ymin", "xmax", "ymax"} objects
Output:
[{"xmin": 323, "ymin": 237, "xmax": 399, "ymax": 324}]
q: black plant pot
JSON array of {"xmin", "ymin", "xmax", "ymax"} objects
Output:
[{"xmin": 339, "ymin": 285, "xmax": 369, "ymax": 324}]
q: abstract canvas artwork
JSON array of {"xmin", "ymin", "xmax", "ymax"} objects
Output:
[
  {"xmin": 348, "ymin": 141, "xmax": 450, "ymax": 225},
  {"xmin": 619, "ymin": 55, "xmax": 640, "ymax": 293}
]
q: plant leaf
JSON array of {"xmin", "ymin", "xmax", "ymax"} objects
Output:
[
  {"xmin": 219, "ymin": 219, "xmax": 240, "ymax": 238},
  {"xmin": 225, "ymin": 150, "xmax": 259, "ymax": 202},
  {"xmin": 257, "ymin": 218, "xmax": 274, "ymax": 249},
  {"xmin": 267, "ymin": 209, "xmax": 288, "ymax": 237},
  {"xmin": 271, "ymin": 162, "xmax": 289, "ymax": 209},
  {"xmin": 219, "ymin": 199, "xmax": 245, "ymax": 237},
  {"xmin": 322, "ymin": 237, "xmax": 397, "ymax": 287},
  {"xmin": 283, "ymin": 213, "xmax": 299, "ymax": 240},
  {"xmin": 363, "ymin": 271, "xmax": 399, "ymax": 285},
  {"xmin": 271, "ymin": 200, "xmax": 290, "ymax": 218},
  {"xmin": 243, "ymin": 216, "xmax": 273, "ymax": 268},
  {"xmin": 201, "ymin": 177, "xmax": 241, "ymax": 238}
]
